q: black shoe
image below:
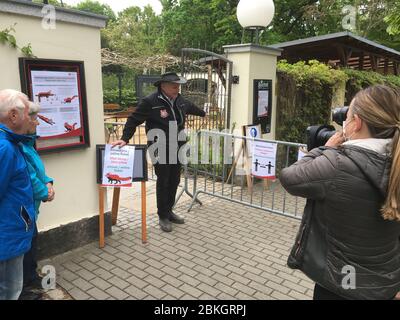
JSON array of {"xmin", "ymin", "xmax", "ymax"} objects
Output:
[
  {"xmin": 159, "ymin": 218, "xmax": 172, "ymax": 232},
  {"xmin": 168, "ymin": 212, "xmax": 185, "ymax": 224},
  {"xmin": 18, "ymin": 287, "xmax": 43, "ymax": 300},
  {"xmin": 25, "ymin": 275, "xmax": 43, "ymax": 289}
]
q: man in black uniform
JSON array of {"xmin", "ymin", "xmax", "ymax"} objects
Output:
[{"xmin": 112, "ymin": 72, "xmax": 206, "ymax": 232}]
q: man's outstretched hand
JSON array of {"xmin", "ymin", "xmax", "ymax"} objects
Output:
[{"xmin": 111, "ymin": 140, "xmax": 127, "ymax": 148}]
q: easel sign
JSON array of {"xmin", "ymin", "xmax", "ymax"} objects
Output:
[
  {"xmin": 101, "ymin": 144, "xmax": 135, "ymax": 187},
  {"xmin": 227, "ymin": 125, "xmax": 262, "ymax": 192},
  {"xmin": 96, "ymin": 144, "xmax": 148, "ymax": 248},
  {"xmin": 251, "ymin": 141, "xmax": 278, "ymax": 180}
]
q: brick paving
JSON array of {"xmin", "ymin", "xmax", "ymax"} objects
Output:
[{"xmin": 39, "ymin": 176, "xmax": 314, "ymax": 300}]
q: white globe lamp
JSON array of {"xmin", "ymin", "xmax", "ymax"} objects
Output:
[{"xmin": 237, "ymin": 0, "xmax": 275, "ymax": 44}]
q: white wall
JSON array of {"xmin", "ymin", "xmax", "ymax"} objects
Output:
[
  {"xmin": 0, "ymin": 12, "xmax": 105, "ymax": 231},
  {"xmin": 226, "ymin": 52, "xmax": 252, "ymax": 133}
]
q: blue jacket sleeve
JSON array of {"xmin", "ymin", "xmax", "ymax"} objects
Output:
[
  {"xmin": 44, "ymin": 175, "xmax": 53, "ymax": 185},
  {"xmin": 0, "ymin": 143, "xmax": 14, "ymax": 201},
  {"xmin": 26, "ymin": 160, "xmax": 49, "ymax": 201}
]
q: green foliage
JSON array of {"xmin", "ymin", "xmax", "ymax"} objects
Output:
[
  {"xmin": 277, "ymin": 60, "xmax": 348, "ymax": 86},
  {"xmin": 102, "ymin": 69, "xmax": 137, "ymax": 109},
  {"xmin": 161, "ymin": 0, "xmax": 241, "ymax": 54},
  {"xmin": 103, "ymin": 88, "xmax": 136, "ymax": 109},
  {"xmin": 75, "ymin": 0, "xmax": 116, "ymax": 22},
  {"xmin": 103, "ymin": 68, "xmax": 137, "ymax": 88},
  {"xmin": 20, "ymin": 43, "xmax": 34, "ymax": 57},
  {"xmin": 103, "ymin": 5, "xmax": 165, "ymax": 57},
  {"xmin": 276, "ymin": 59, "xmax": 400, "ymax": 145},
  {"xmin": 343, "ymin": 68, "xmax": 400, "ymax": 104},
  {"xmin": 0, "ymin": 25, "xmax": 17, "ymax": 48},
  {"xmin": 266, "ymin": 0, "xmax": 400, "ymax": 51},
  {"xmin": 276, "ymin": 60, "xmax": 348, "ymax": 144},
  {"xmin": 385, "ymin": 0, "xmax": 400, "ymax": 35},
  {"xmin": 0, "ymin": 24, "xmax": 35, "ymax": 58}
]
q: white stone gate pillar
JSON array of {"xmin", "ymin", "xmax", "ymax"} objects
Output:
[{"xmin": 224, "ymin": 44, "xmax": 281, "ymax": 139}]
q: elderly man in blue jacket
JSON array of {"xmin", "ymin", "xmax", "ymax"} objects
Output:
[{"xmin": 0, "ymin": 89, "xmax": 35, "ymax": 300}]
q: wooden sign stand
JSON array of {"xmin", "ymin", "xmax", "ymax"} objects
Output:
[
  {"xmin": 98, "ymin": 182, "xmax": 147, "ymax": 248},
  {"xmin": 227, "ymin": 125, "xmax": 272, "ymax": 192},
  {"xmin": 226, "ymin": 126, "xmax": 255, "ymax": 192}
]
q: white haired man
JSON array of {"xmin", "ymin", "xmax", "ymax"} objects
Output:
[{"xmin": 0, "ymin": 89, "xmax": 35, "ymax": 300}]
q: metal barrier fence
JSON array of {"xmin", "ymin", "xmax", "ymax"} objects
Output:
[
  {"xmin": 106, "ymin": 124, "xmax": 307, "ymax": 220},
  {"xmin": 184, "ymin": 130, "xmax": 307, "ymax": 221}
]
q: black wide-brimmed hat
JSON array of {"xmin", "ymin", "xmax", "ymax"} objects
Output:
[{"xmin": 154, "ymin": 72, "xmax": 187, "ymax": 86}]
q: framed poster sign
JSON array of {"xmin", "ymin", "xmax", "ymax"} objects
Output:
[
  {"xmin": 19, "ymin": 58, "xmax": 90, "ymax": 153},
  {"xmin": 253, "ymin": 79, "xmax": 273, "ymax": 134}
]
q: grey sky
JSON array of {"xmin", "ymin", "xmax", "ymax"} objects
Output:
[{"xmin": 62, "ymin": 0, "xmax": 162, "ymax": 15}]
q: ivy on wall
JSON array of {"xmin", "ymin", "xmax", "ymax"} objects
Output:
[
  {"xmin": 276, "ymin": 60, "xmax": 348, "ymax": 144},
  {"xmin": 276, "ymin": 60, "xmax": 400, "ymax": 146},
  {"xmin": 343, "ymin": 68, "xmax": 400, "ymax": 104},
  {"xmin": 0, "ymin": 24, "xmax": 35, "ymax": 57}
]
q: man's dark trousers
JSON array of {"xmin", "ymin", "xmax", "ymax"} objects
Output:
[{"xmin": 154, "ymin": 163, "xmax": 182, "ymax": 219}]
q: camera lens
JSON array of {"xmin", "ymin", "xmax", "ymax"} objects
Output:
[
  {"xmin": 306, "ymin": 125, "xmax": 336, "ymax": 150},
  {"xmin": 317, "ymin": 128, "xmax": 335, "ymax": 146},
  {"xmin": 332, "ymin": 106, "xmax": 349, "ymax": 126}
]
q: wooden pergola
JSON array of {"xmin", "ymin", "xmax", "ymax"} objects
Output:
[{"xmin": 271, "ymin": 31, "xmax": 400, "ymax": 75}]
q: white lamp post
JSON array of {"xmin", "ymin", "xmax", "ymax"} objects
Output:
[{"xmin": 237, "ymin": 0, "xmax": 275, "ymax": 44}]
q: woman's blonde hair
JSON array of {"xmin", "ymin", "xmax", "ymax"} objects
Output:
[{"xmin": 352, "ymin": 85, "xmax": 400, "ymax": 221}]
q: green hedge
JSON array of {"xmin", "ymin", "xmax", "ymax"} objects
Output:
[
  {"xmin": 102, "ymin": 69, "xmax": 137, "ymax": 109},
  {"xmin": 103, "ymin": 88, "xmax": 136, "ymax": 109},
  {"xmin": 276, "ymin": 60, "xmax": 348, "ymax": 144},
  {"xmin": 343, "ymin": 68, "xmax": 400, "ymax": 104},
  {"xmin": 276, "ymin": 60, "xmax": 400, "ymax": 146}
]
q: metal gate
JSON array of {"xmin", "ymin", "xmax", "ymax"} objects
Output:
[
  {"xmin": 181, "ymin": 48, "xmax": 233, "ymax": 131},
  {"xmin": 185, "ymin": 130, "xmax": 307, "ymax": 221}
]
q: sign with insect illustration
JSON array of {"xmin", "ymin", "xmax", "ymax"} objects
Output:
[
  {"xmin": 101, "ymin": 144, "xmax": 135, "ymax": 188},
  {"xmin": 19, "ymin": 58, "xmax": 90, "ymax": 153}
]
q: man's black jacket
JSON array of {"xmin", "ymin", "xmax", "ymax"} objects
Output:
[{"xmin": 121, "ymin": 90, "xmax": 205, "ymax": 144}]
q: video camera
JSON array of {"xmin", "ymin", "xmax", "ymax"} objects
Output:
[{"xmin": 306, "ymin": 106, "xmax": 349, "ymax": 151}]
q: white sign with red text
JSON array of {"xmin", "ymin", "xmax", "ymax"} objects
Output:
[{"xmin": 102, "ymin": 145, "xmax": 135, "ymax": 187}]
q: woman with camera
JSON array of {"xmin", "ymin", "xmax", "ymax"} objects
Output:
[{"xmin": 280, "ymin": 84, "xmax": 400, "ymax": 300}]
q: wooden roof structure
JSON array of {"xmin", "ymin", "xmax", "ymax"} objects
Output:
[{"xmin": 271, "ymin": 31, "xmax": 400, "ymax": 75}]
